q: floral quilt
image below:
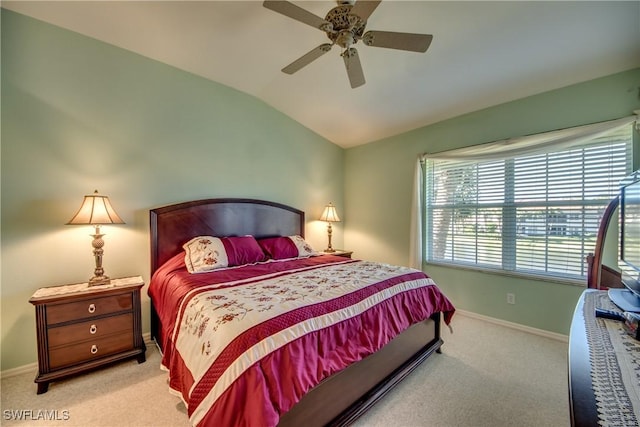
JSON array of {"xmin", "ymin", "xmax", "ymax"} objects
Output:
[{"xmin": 149, "ymin": 255, "xmax": 455, "ymax": 426}]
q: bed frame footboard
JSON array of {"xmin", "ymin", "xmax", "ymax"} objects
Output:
[{"xmin": 279, "ymin": 313, "xmax": 442, "ymax": 427}]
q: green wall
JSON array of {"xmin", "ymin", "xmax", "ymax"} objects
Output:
[
  {"xmin": 1, "ymin": 10, "xmax": 344, "ymax": 371},
  {"xmin": 2, "ymin": 7, "xmax": 638, "ymax": 373},
  {"xmin": 344, "ymin": 68, "xmax": 640, "ymax": 335}
]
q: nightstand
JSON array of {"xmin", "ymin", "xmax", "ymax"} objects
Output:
[
  {"xmin": 321, "ymin": 249, "xmax": 353, "ymax": 258},
  {"xmin": 29, "ymin": 276, "xmax": 146, "ymax": 394}
]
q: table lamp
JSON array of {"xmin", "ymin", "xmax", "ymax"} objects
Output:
[
  {"xmin": 67, "ymin": 190, "xmax": 125, "ymax": 286},
  {"xmin": 319, "ymin": 202, "xmax": 341, "ymax": 252}
]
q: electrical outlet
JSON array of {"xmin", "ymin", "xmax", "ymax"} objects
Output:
[{"xmin": 507, "ymin": 293, "xmax": 516, "ymax": 304}]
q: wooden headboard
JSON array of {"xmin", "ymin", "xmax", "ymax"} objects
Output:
[{"xmin": 150, "ymin": 198, "xmax": 305, "ymax": 275}]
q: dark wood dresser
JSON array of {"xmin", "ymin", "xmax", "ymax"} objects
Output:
[
  {"xmin": 569, "ymin": 289, "xmax": 640, "ymax": 426},
  {"xmin": 29, "ymin": 276, "xmax": 146, "ymax": 394}
]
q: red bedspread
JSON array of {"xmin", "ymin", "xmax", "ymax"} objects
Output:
[{"xmin": 149, "ymin": 254, "xmax": 454, "ymax": 426}]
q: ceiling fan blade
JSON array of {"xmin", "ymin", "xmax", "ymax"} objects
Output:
[
  {"xmin": 282, "ymin": 43, "xmax": 333, "ymax": 74},
  {"xmin": 342, "ymin": 48, "xmax": 365, "ymax": 89},
  {"xmin": 349, "ymin": 0, "xmax": 382, "ymax": 21},
  {"xmin": 363, "ymin": 30, "xmax": 433, "ymax": 52},
  {"xmin": 263, "ymin": 1, "xmax": 330, "ymax": 30}
]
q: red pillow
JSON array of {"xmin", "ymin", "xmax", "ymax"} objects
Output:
[
  {"xmin": 221, "ymin": 236, "xmax": 267, "ymax": 266},
  {"xmin": 258, "ymin": 236, "xmax": 299, "ymax": 260}
]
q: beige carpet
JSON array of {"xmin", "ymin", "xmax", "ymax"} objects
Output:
[{"xmin": 0, "ymin": 314, "xmax": 569, "ymax": 427}]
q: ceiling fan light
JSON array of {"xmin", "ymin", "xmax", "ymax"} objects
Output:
[{"xmin": 336, "ymin": 30, "xmax": 354, "ymax": 48}]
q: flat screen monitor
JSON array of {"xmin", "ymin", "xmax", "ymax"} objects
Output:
[{"xmin": 610, "ymin": 170, "xmax": 640, "ymax": 313}]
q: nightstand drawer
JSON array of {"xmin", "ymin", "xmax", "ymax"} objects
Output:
[
  {"xmin": 46, "ymin": 293, "xmax": 133, "ymax": 324},
  {"xmin": 49, "ymin": 330, "xmax": 134, "ymax": 370},
  {"xmin": 47, "ymin": 313, "xmax": 133, "ymax": 348}
]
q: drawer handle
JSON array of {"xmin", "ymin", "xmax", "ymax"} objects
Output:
[
  {"xmin": 89, "ymin": 324, "xmax": 97, "ymax": 334},
  {"xmin": 90, "ymin": 345, "xmax": 98, "ymax": 354},
  {"xmin": 88, "ymin": 303, "xmax": 96, "ymax": 314}
]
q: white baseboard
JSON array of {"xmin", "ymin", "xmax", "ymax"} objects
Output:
[
  {"xmin": 0, "ymin": 361, "xmax": 38, "ymax": 379},
  {"xmin": 456, "ymin": 309, "xmax": 569, "ymax": 343},
  {"xmin": 0, "ymin": 332, "xmax": 154, "ymax": 380},
  {"xmin": 142, "ymin": 332, "xmax": 153, "ymax": 346}
]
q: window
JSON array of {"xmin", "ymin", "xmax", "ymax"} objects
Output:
[{"xmin": 424, "ymin": 120, "xmax": 633, "ymax": 281}]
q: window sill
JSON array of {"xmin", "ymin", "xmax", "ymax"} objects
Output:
[{"xmin": 423, "ymin": 261, "xmax": 586, "ymax": 287}]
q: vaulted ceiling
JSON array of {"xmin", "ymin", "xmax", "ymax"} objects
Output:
[{"xmin": 3, "ymin": 1, "xmax": 640, "ymax": 148}]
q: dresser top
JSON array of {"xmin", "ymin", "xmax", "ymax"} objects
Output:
[{"xmin": 30, "ymin": 276, "xmax": 144, "ymax": 303}]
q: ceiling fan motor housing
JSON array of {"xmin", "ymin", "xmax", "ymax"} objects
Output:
[{"xmin": 325, "ymin": 5, "xmax": 366, "ymax": 48}]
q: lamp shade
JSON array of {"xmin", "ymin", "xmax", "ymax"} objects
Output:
[
  {"xmin": 319, "ymin": 202, "xmax": 340, "ymax": 223},
  {"xmin": 67, "ymin": 190, "xmax": 125, "ymax": 225}
]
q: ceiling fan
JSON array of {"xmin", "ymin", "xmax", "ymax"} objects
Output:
[{"xmin": 263, "ymin": 0, "xmax": 433, "ymax": 89}]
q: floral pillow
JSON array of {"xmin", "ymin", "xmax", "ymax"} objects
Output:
[
  {"xmin": 258, "ymin": 235, "xmax": 317, "ymax": 260},
  {"xmin": 289, "ymin": 235, "xmax": 317, "ymax": 257},
  {"xmin": 183, "ymin": 236, "xmax": 229, "ymax": 273},
  {"xmin": 183, "ymin": 235, "xmax": 267, "ymax": 273}
]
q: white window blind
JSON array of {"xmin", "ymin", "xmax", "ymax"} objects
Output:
[{"xmin": 424, "ymin": 119, "xmax": 634, "ymax": 281}]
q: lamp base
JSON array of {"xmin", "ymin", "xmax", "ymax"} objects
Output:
[
  {"xmin": 88, "ymin": 276, "xmax": 111, "ymax": 287},
  {"xmin": 324, "ymin": 248, "xmax": 336, "ymax": 253}
]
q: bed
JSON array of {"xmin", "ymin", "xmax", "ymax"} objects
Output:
[{"xmin": 148, "ymin": 198, "xmax": 455, "ymax": 426}]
